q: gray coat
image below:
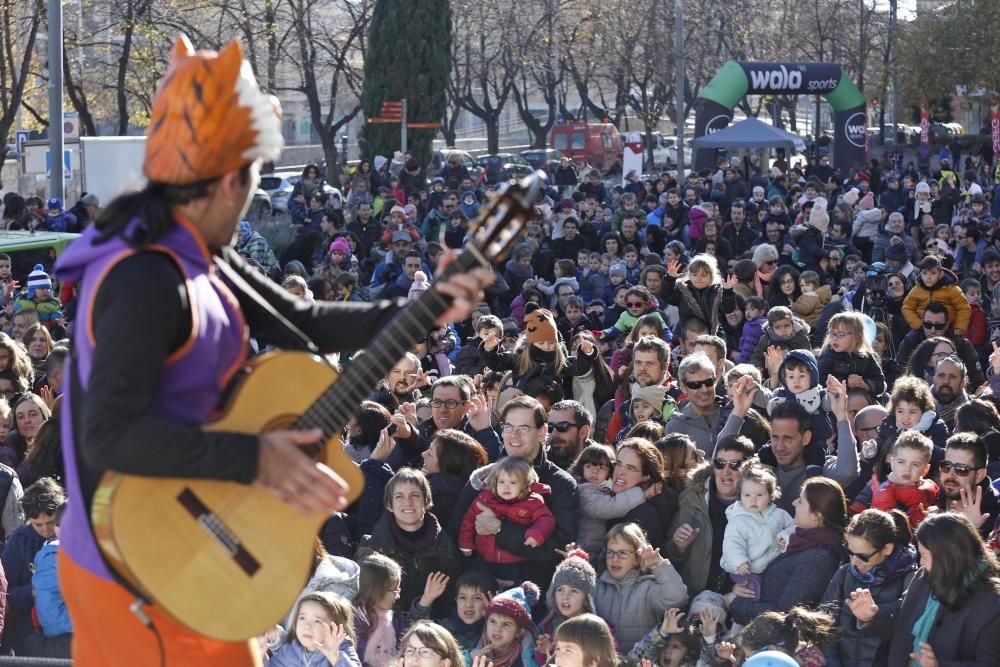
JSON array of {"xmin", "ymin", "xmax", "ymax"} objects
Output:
[
  {"xmin": 593, "ymin": 559, "xmax": 688, "ymax": 652},
  {"xmin": 665, "ymin": 404, "xmax": 721, "ymax": 457},
  {"xmin": 665, "ymin": 462, "xmax": 716, "ymax": 597}
]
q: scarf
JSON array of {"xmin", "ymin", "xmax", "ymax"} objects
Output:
[
  {"xmin": 785, "ymin": 526, "xmax": 843, "ymax": 557},
  {"xmin": 754, "ymin": 269, "xmax": 773, "ymax": 298},
  {"xmin": 477, "ymin": 632, "xmax": 522, "ymax": 667},
  {"xmin": 389, "ymin": 512, "xmax": 439, "ymax": 552},
  {"xmin": 850, "ymin": 544, "xmax": 916, "ymax": 587},
  {"xmin": 935, "ymin": 390, "xmax": 969, "ymax": 429},
  {"xmin": 912, "ymin": 561, "xmax": 988, "ymax": 663},
  {"xmin": 364, "ymin": 608, "xmax": 396, "ymax": 667}
]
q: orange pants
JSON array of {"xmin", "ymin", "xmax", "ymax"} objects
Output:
[{"xmin": 60, "ymin": 552, "xmax": 260, "ymax": 666}]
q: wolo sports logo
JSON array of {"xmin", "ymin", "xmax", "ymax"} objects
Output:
[{"xmin": 844, "ymin": 112, "xmax": 867, "ymax": 148}]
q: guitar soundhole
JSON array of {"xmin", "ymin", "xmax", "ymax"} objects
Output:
[{"xmin": 177, "ymin": 488, "xmax": 260, "ymax": 576}]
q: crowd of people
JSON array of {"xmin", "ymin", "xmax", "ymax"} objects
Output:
[{"xmin": 4, "ymin": 137, "xmax": 1000, "ymax": 667}]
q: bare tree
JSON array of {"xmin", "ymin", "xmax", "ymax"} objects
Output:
[
  {"xmin": 0, "ymin": 0, "xmax": 44, "ymax": 170},
  {"xmin": 506, "ymin": 0, "xmax": 567, "ymax": 149}
]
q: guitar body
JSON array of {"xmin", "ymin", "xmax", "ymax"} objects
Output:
[{"xmin": 91, "ymin": 351, "xmax": 364, "ymax": 641}]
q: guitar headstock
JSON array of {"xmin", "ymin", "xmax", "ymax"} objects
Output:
[{"xmin": 467, "ymin": 171, "xmax": 547, "ymax": 265}]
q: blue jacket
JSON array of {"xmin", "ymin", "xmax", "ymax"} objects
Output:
[
  {"xmin": 1, "ymin": 524, "xmax": 45, "ymax": 648},
  {"xmin": 737, "ymin": 316, "xmax": 766, "ymax": 364},
  {"xmin": 266, "ymin": 637, "xmax": 362, "ymax": 667},
  {"xmin": 33, "ymin": 540, "xmax": 72, "ymax": 636}
]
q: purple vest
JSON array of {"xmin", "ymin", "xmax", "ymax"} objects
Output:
[{"xmin": 55, "ymin": 216, "xmax": 248, "ymax": 578}]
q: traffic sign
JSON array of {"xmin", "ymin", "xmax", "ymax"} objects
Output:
[
  {"xmin": 45, "ymin": 149, "xmax": 72, "ymax": 181},
  {"xmin": 15, "ymin": 131, "xmax": 29, "ymax": 156}
]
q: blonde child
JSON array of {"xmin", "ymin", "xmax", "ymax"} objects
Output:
[
  {"xmin": 458, "ymin": 457, "xmax": 556, "ymax": 579},
  {"xmin": 790, "ymin": 270, "xmax": 831, "ymax": 328},
  {"xmin": 720, "ymin": 463, "xmax": 796, "ymax": 600},
  {"xmin": 397, "ymin": 622, "xmax": 466, "ymax": 667},
  {"xmin": 551, "ymin": 614, "xmax": 618, "ymax": 667},
  {"xmin": 661, "ymin": 253, "xmax": 737, "ymax": 337},
  {"xmin": 283, "ymin": 274, "xmax": 314, "ymax": 302},
  {"xmin": 0, "ymin": 401, "xmax": 10, "ymax": 443},
  {"xmin": 533, "ymin": 550, "xmax": 601, "ymax": 665},
  {"xmin": 818, "ymin": 311, "xmax": 886, "ymax": 396},
  {"xmin": 473, "ymin": 582, "xmax": 540, "ymax": 667},
  {"xmin": 354, "ymin": 554, "xmax": 403, "ymax": 667},
  {"xmin": 265, "ymin": 591, "xmax": 359, "ymax": 667}
]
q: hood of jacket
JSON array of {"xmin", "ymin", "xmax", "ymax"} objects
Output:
[
  {"xmin": 916, "ymin": 267, "xmax": 959, "ymax": 291},
  {"xmin": 778, "ymin": 348, "xmax": 819, "ymax": 392},
  {"xmin": 684, "ymin": 460, "xmax": 715, "ymax": 498},
  {"xmin": 761, "ymin": 315, "xmax": 811, "ymax": 343}
]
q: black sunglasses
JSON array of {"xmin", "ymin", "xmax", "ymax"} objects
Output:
[
  {"xmin": 922, "ymin": 321, "xmax": 947, "ymax": 330},
  {"xmin": 842, "ymin": 541, "xmax": 880, "ymax": 562},
  {"xmin": 939, "ymin": 461, "xmax": 982, "ymax": 476},
  {"xmin": 684, "ymin": 378, "xmax": 716, "ymax": 390},
  {"xmin": 713, "ymin": 458, "xmax": 743, "ymax": 471},
  {"xmin": 626, "ymin": 301, "xmax": 647, "ymax": 308},
  {"xmin": 547, "ymin": 421, "xmax": 579, "ymax": 433}
]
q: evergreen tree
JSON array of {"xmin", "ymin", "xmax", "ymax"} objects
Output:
[{"xmin": 359, "ymin": 0, "xmax": 452, "ymax": 169}]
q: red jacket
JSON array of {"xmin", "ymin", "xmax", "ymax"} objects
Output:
[
  {"xmin": 459, "ymin": 482, "xmax": 555, "ymax": 563},
  {"xmin": 968, "ymin": 303, "xmax": 988, "ymax": 347},
  {"xmin": 872, "ymin": 477, "xmax": 939, "ymax": 526}
]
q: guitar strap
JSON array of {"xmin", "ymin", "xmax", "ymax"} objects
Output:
[{"xmin": 213, "ymin": 252, "xmax": 321, "ymax": 357}]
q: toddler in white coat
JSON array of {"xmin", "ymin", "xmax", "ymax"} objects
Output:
[{"xmin": 720, "ymin": 462, "xmax": 795, "ymax": 600}]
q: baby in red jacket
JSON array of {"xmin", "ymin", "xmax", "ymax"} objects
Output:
[
  {"xmin": 459, "ymin": 457, "xmax": 556, "ymax": 569},
  {"xmin": 872, "ymin": 430, "xmax": 939, "ymax": 527}
]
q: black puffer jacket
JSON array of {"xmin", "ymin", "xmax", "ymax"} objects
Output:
[
  {"xmin": 821, "ymin": 548, "xmax": 918, "ymax": 667},
  {"xmin": 818, "ymin": 349, "xmax": 886, "ymax": 396}
]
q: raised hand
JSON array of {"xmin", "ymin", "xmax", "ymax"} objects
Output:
[
  {"xmin": 956, "ymin": 485, "xmax": 990, "ymax": 528},
  {"xmin": 764, "ymin": 345, "xmax": 785, "ymax": 380},
  {"xmin": 535, "ymin": 634, "xmax": 553, "ymax": 659},
  {"xmin": 316, "ymin": 622, "xmax": 347, "ymax": 661},
  {"xmin": 826, "ymin": 374, "xmax": 849, "ymax": 421},
  {"xmin": 660, "ymin": 608, "xmax": 685, "ymax": 635},
  {"xmin": 398, "ymin": 402, "xmax": 419, "ymax": 429},
  {"xmin": 578, "ymin": 337, "xmax": 596, "ymax": 357},
  {"xmin": 482, "ymin": 328, "xmax": 502, "ymax": 351},
  {"xmin": 730, "ymin": 375, "xmax": 757, "ymax": 417},
  {"xmin": 419, "ymin": 572, "xmax": 450, "ymax": 607},
  {"xmin": 722, "ymin": 274, "xmax": 738, "ymax": 290},
  {"xmin": 467, "ymin": 393, "xmax": 493, "ymax": 432},
  {"xmin": 698, "ymin": 607, "xmax": 724, "ymax": 638},
  {"xmin": 644, "ymin": 481, "xmax": 663, "ymax": 500},
  {"xmin": 471, "ymin": 652, "xmax": 495, "ymax": 667},
  {"xmin": 846, "ymin": 588, "xmax": 879, "ymax": 623},
  {"xmin": 637, "ymin": 544, "xmax": 664, "ymax": 571},
  {"xmin": 666, "ymin": 260, "xmax": 683, "ymax": 278},
  {"xmin": 716, "ymin": 641, "xmax": 738, "ymax": 665},
  {"xmin": 401, "ymin": 369, "xmax": 430, "ymax": 394},
  {"xmin": 371, "ymin": 426, "xmax": 398, "ymax": 461},
  {"xmin": 990, "ymin": 341, "xmax": 1000, "ymax": 375},
  {"xmin": 554, "ymin": 542, "xmax": 581, "ymax": 558}
]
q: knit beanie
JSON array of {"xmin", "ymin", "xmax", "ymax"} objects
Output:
[
  {"xmin": 631, "ymin": 384, "xmax": 667, "ymax": 414},
  {"xmin": 842, "ymin": 188, "xmax": 860, "ymax": 207},
  {"xmin": 485, "ymin": 581, "xmax": 540, "ymax": 629},
  {"xmin": 546, "ymin": 549, "xmax": 597, "ymax": 614},
  {"xmin": 886, "ymin": 237, "xmax": 908, "ymax": 261},
  {"xmin": 609, "ymin": 263, "xmax": 627, "ymax": 279},
  {"xmin": 27, "ymin": 264, "xmax": 52, "ymax": 295},
  {"xmin": 808, "ymin": 198, "xmax": 829, "ymax": 234},
  {"xmin": 238, "ymin": 220, "xmax": 253, "ymax": 244},
  {"xmin": 408, "ymin": 270, "xmax": 431, "ymax": 299},
  {"xmin": 688, "ymin": 590, "xmax": 726, "ymax": 619},
  {"xmin": 524, "ymin": 309, "xmax": 558, "ymax": 346},
  {"xmin": 329, "ymin": 237, "xmax": 351, "ymax": 256},
  {"xmin": 859, "ymin": 192, "xmax": 875, "ymax": 211},
  {"xmin": 915, "ymin": 181, "xmax": 931, "ymax": 195}
]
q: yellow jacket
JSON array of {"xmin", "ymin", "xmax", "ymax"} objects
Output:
[{"xmin": 901, "ymin": 269, "xmax": 970, "ymax": 334}]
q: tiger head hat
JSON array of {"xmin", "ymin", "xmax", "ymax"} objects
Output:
[{"xmin": 143, "ymin": 35, "xmax": 283, "ymax": 185}]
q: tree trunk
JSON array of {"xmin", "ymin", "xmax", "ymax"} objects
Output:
[
  {"xmin": 63, "ymin": 44, "xmax": 97, "ymax": 136},
  {"xmin": 116, "ymin": 18, "xmax": 135, "ymax": 136},
  {"xmin": 486, "ymin": 115, "xmax": 500, "ymax": 154}
]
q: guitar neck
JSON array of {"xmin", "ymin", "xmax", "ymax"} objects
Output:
[{"xmin": 294, "ymin": 251, "xmax": 480, "ymax": 439}]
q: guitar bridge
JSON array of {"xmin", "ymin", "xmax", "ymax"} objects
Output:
[{"xmin": 177, "ymin": 488, "xmax": 261, "ymax": 576}]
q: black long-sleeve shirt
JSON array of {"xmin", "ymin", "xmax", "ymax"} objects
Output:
[{"xmin": 74, "ymin": 246, "xmax": 403, "ymax": 507}]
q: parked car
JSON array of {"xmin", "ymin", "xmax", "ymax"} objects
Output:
[
  {"xmin": 519, "ymin": 148, "xmax": 565, "ymax": 175},
  {"xmin": 476, "ymin": 153, "xmax": 534, "ymax": 182},
  {"xmin": 431, "ymin": 148, "xmax": 484, "ymax": 182},
  {"xmin": 248, "ymin": 188, "xmax": 272, "ymax": 221},
  {"xmin": 261, "ymin": 170, "xmax": 341, "ymax": 213},
  {"xmin": 550, "ymin": 122, "xmax": 623, "ymax": 174}
]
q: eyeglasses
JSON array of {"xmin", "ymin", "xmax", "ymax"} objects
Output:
[
  {"xmin": 613, "ymin": 460, "xmax": 641, "ymax": 474},
  {"xmin": 939, "ymin": 460, "xmax": 983, "ymax": 476},
  {"xmin": 403, "ymin": 647, "xmax": 443, "ymax": 659},
  {"xmin": 829, "ymin": 331, "xmax": 854, "ymax": 339},
  {"xmin": 764, "ymin": 260, "xmax": 777, "ymax": 266},
  {"xmin": 501, "ymin": 423, "xmax": 536, "ymax": 436},
  {"xmin": 683, "ymin": 378, "xmax": 716, "ymax": 390},
  {"xmin": 547, "ymin": 421, "xmax": 578, "ymax": 433},
  {"xmin": 713, "ymin": 458, "xmax": 744, "ymax": 471},
  {"xmin": 922, "ymin": 321, "xmax": 948, "ymax": 330},
  {"xmin": 606, "ymin": 549, "xmax": 636, "ymax": 560},
  {"xmin": 842, "ymin": 542, "xmax": 880, "ymax": 562},
  {"xmin": 626, "ymin": 301, "xmax": 647, "ymax": 308},
  {"xmin": 430, "ymin": 399, "xmax": 462, "ymax": 409}
]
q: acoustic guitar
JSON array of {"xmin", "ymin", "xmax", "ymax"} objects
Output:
[{"xmin": 90, "ymin": 172, "xmax": 544, "ymax": 641}]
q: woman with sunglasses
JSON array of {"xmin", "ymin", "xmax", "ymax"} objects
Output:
[
  {"xmin": 665, "ymin": 435, "xmax": 754, "ymax": 597},
  {"xmin": 750, "ymin": 244, "xmax": 779, "ymax": 299},
  {"xmin": 906, "ymin": 336, "xmax": 957, "ymax": 384},
  {"xmin": 821, "ymin": 508, "xmax": 918, "ymax": 667},
  {"xmin": 848, "ymin": 513, "xmax": 1000, "ymax": 667}
]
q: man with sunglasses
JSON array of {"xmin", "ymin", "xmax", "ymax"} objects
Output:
[
  {"xmin": 544, "ymin": 399, "xmax": 594, "ymax": 470},
  {"xmin": 667, "ymin": 352, "xmax": 724, "ymax": 457},
  {"xmin": 934, "ymin": 433, "xmax": 999, "ymax": 540},
  {"xmin": 895, "ymin": 302, "xmax": 985, "ymax": 389},
  {"xmin": 666, "ymin": 434, "xmax": 755, "ymax": 597}
]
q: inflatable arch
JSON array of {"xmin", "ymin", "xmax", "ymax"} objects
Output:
[{"xmin": 692, "ymin": 61, "xmax": 866, "ymax": 170}]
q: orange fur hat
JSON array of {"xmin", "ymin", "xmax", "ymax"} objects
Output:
[
  {"xmin": 524, "ymin": 308, "xmax": 558, "ymax": 346},
  {"xmin": 143, "ymin": 35, "xmax": 284, "ymax": 185}
]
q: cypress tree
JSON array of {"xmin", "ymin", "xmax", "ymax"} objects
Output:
[{"xmin": 359, "ymin": 0, "xmax": 451, "ymax": 168}]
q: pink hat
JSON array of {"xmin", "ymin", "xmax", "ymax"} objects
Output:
[
  {"xmin": 329, "ymin": 237, "xmax": 350, "ymax": 256},
  {"xmin": 842, "ymin": 188, "xmax": 860, "ymax": 207},
  {"xmin": 859, "ymin": 192, "xmax": 875, "ymax": 211}
]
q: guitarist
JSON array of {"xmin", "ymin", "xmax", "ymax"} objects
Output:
[{"xmin": 53, "ymin": 35, "xmax": 492, "ymax": 667}]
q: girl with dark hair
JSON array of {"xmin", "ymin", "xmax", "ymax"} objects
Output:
[
  {"xmin": 421, "ymin": 428, "xmax": 488, "ymax": 530},
  {"xmin": 848, "ymin": 512, "xmax": 1000, "ymax": 667},
  {"xmin": 725, "ymin": 477, "xmax": 848, "ymax": 624},
  {"xmin": 724, "ymin": 605, "xmax": 838, "ymax": 667},
  {"xmin": 822, "ymin": 509, "xmax": 917, "ymax": 667}
]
